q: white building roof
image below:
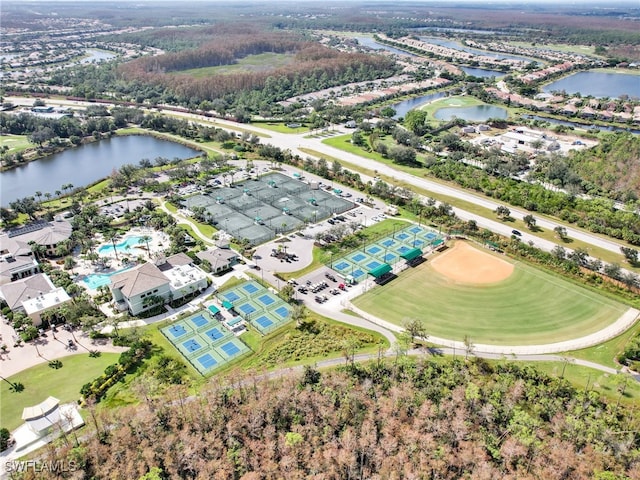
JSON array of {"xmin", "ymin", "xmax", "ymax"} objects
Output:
[{"xmin": 22, "ymin": 287, "xmax": 71, "ymax": 316}]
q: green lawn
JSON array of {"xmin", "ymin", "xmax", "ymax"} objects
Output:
[
  {"xmin": 0, "ymin": 353, "xmax": 120, "ymax": 431},
  {"xmin": 526, "ymin": 361, "xmax": 640, "ymax": 406},
  {"xmin": 173, "ymin": 53, "xmax": 295, "ymax": 77},
  {"xmin": 251, "ymin": 122, "xmax": 310, "ymax": 134},
  {"xmin": 563, "ymin": 320, "xmax": 640, "ymax": 369},
  {"xmin": 1, "ymin": 134, "xmax": 32, "ymax": 154},
  {"xmin": 353, "ymin": 245, "xmax": 627, "ymax": 345}
]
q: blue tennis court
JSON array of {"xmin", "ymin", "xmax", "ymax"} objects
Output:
[
  {"xmin": 167, "ymin": 324, "xmax": 187, "ymax": 338},
  {"xmin": 183, "ymin": 339, "xmax": 202, "ymax": 352},
  {"xmin": 238, "ymin": 303, "xmax": 256, "ymax": 315},
  {"xmin": 367, "ymin": 246, "xmax": 381, "ymax": 254},
  {"xmin": 413, "ymin": 239, "xmax": 425, "ymax": 247},
  {"xmin": 383, "ymin": 253, "xmax": 396, "ymax": 262},
  {"xmin": 397, "ymin": 245, "xmax": 410, "ymax": 254},
  {"xmin": 197, "ymin": 354, "xmax": 218, "ymax": 369},
  {"xmin": 190, "ymin": 315, "xmax": 209, "ymax": 328},
  {"xmin": 334, "ymin": 261, "xmax": 350, "ymax": 271},
  {"xmin": 366, "ymin": 260, "xmax": 381, "ymax": 270},
  {"xmin": 255, "ymin": 315, "xmax": 273, "ymax": 328},
  {"xmin": 220, "ymin": 341, "xmax": 240, "ymax": 356},
  {"xmin": 351, "ymin": 253, "xmax": 366, "ymax": 262},
  {"xmin": 224, "ymin": 291, "xmax": 241, "ymax": 302},
  {"xmin": 242, "ymin": 283, "xmax": 259, "ymax": 294},
  {"xmin": 410, "ymin": 226, "xmax": 422, "ymax": 234},
  {"xmin": 257, "ymin": 294, "xmax": 275, "ymax": 306},
  {"xmin": 426, "ymin": 232, "xmax": 437, "ymax": 240},
  {"xmin": 274, "ymin": 306, "xmax": 289, "ymax": 318},
  {"xmin": 205, "ymin": 327, "xmax": 224, "ymax": 341},
  {"xmin": 381, "ymin": 239, "xmax": 396, "ymax": 247},
  {"xmin": 396, "ymin": 233, "xmax": 409, "ymax": 240},
  {"xmin": 353, "ymin": 268, "xmax": 365, "ymax": 278}
]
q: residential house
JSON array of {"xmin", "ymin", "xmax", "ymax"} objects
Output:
[{"xmin": 0, "ymin": 218, "xmax": 72, "ymax": 259}]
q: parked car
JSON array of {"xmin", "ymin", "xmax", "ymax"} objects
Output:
[{"xmin": 512, "ymin": 229, "xmax": 522, "ymax": 236}]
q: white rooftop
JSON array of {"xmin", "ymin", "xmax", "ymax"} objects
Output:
[{"xmin": 22, "ymin": 287, "xmax": 71, "ymax": 315}]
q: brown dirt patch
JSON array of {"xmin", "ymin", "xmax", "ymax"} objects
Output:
[{"xmin": 430, "ymin": 241, "xmax": 514, "ymax": 284}]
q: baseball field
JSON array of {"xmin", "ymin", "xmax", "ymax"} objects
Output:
[{"xmin": 352, "ymin": 241, "xmax": 628, "ymax": 345}]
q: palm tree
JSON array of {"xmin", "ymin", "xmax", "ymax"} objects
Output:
[
  {"xmin": 28, "ymin": 241, "xmax": 46, "ymax": 260},
  {"xmin": 35, "ymin": 191, "xmax": 43, "ymax": 204},
  {"xmin": 139, "ymin": 235, "xmax": 152, "ymax": 258},
  {"xmin": 105, "ymin": 230, "xmax": 120, "ymax": 260}
]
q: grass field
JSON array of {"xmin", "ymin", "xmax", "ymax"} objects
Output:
[
  {"xmin": 1, "ymin": 134, "xmax": 32, "ymax": 154},
  {"xmin": 353, "ymin": 243, "xmax": 627, "ymax": 345},
  {"xmin": 0, "ymin": 353, "xmax": 120, "ymax": 431},
  {"xmin": 174, "ymin": 53, "xmax": 295, "ymax": 77}
]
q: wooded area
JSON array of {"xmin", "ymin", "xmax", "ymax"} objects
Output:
[{"xmin": 33, "ymin": 359, "xmax": 639, "ymax": 479}]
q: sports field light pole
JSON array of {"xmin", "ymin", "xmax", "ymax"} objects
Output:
[{"xmin": 329, "ymin": 251, "xmax": 333, "ymax": 269}]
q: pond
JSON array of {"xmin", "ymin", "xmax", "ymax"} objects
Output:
[
  {"xmin": 352, "ymin": 37, "xmax": 415, "ymax": 56},
  {"xmin": 0, "ymin": 135, "xmax": 200, "ymax": 206},
  {"xmin": 461, "ymin": 66, "xmax": 505, "ymax": 78},
  {"xmin": 434, "ymin": 105, "xmax": 508, "ymax": 122},
  {"xmin": 390, "ymin": 92, "xmax": 448, "ymax": 119},
  {"xmin": 542, "ymin": 71, "xmax": 640, "ymax": 99},
  {"xmin": 79, "ymin": 49, "xmax": 117, "ymax": 64}
]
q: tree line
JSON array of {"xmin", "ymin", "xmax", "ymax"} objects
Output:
[{"xmin": 33, "ymin": 357, "xmax": 640, "ymax": 479}]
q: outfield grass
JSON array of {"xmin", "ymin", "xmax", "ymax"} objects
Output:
[
  {"xmin": 353, "ymin": 245, "xmax": 627, "ymax": 345},
  {"xmin": 0, "ymin": 353, "xmax": 120, "ymax": 431}
]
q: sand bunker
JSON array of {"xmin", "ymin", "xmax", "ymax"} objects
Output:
[{"xmin": 431, "ymin": 241, "xmax": 514, "ymax": 284}]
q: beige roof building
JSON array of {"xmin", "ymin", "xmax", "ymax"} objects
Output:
[
  {"xmin": 0, "ymin": 273, "xmax": 70, "ymax": 325},
  {"xmin": 110, "ymin": 262, "xmax": 168, "ymax": 298}
]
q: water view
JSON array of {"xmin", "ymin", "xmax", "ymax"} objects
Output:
[
  {"xmin": 79, "ymin": 49, "xmax": 117, "ymax": 64},
  {"xmin": 461, "ymin": 66, "xmax": 505, "ymax": 78},
  {"xmin": 390, "ymin": 92, "xmax": 448, "ymax": 119},
  {"xmin": 543, "ymin": 71, "xmax": 640, "ymax": 99},
  {"xmin": 0, "ymin": 135, "xmax": 199, "ymax": 205},
  {"xmin": 97, "ymin": 236, "xmax": 144, "ymax": 255},
  {"xmin": 419, "ymin": 37, "xmax": 536, "ymax": 63},
  {"xmin": 353, "ymin": 36, "xmax": 414, "ymax": 56},
  {"xmin": 434, "ymin": 105, "xmax": 508, "ymax": 121}
]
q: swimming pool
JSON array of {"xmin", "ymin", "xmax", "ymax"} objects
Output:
[
  {"xmin": 82, "ymin": 266, "xmax": 133, "ymax": 289},
  {"xmin": 97, "ymin": 236, "xmax": 144, "ymax": 254}
]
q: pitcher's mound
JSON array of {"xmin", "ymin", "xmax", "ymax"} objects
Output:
[{"xmin": 431, "ymin": 241, "xmax": 514, "ymax": 284}]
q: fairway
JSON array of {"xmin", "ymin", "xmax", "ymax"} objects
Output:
[{"xmin": 353, "ymin": 241, "xmax": 627, "ymax": 345}]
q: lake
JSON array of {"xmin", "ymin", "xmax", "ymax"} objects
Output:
[
  {"xmin": 434, "ymin": 105, "xmax": 508, "ymax": 122},
  {"xmin": 390, "ymin": 92, "xmax": 448, "ymax": 119},
  {"xmin": 542, "ymin": 71, "xmax": 640, "ymax": 99},
  {"xmin": 352, "ymin": 37, "xmax": 416, "ymax": 56},
  {"xmin": 419, "ymin": 37, "xmax": 535, "ymax": 63},
  {"xmin": 461, "ymin": 66, "xmax": 505, "ymax": 78},
  {"xmin": 79, "ymin": 49, "xmax": 117, "ymax": 64},
  {"xmin": 0, "ymin": 135, "xmax": 199, "ymax": 206}
]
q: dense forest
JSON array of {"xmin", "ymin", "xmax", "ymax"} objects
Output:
[
  {"xmin": 117, "ymin": 32, "xmax": 397, "ymax": 111},
  {"xmin": 563, "ymin": 133, "xmax": 640, "ymax": 201},
  {"xmin": 32, "ymin": 359, "xmax": 639, "ymax": 479}
]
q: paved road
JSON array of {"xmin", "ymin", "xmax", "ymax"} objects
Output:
[{"xmin": 9, "ymin": 95, "xmax": 630, "ymax": 261}]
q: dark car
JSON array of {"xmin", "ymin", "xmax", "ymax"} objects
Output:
[{"xmin": 511, "ymin": 229, "xmax": 522, "ymax": 236}]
